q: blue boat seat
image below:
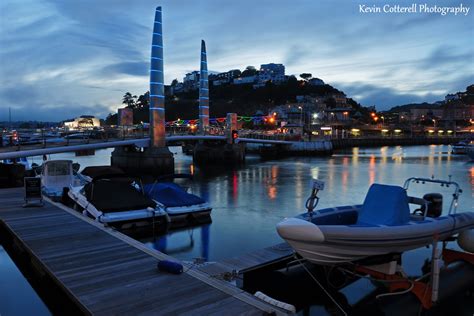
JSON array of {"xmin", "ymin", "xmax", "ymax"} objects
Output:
[{"xmin": 357, "ymin": 184, "xmax": 410, "ymax": 226}]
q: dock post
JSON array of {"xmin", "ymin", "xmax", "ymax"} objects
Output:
[{"xmin": 193, "ymin": 112, "xmax": 245, "ymax": 165}]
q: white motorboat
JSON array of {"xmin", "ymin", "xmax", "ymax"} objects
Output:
[
  {"xmin": 277, "ymin": 177, "xmax": 474, "ymax": 265},
  {"xmin": 41, "ymin": 160, "xmax": 85, "ymax": 201},
  {"xmin": 68, "ymin": 174, "xmax": 168, "ymax": 230},
  {"xmin": 451, "ymin": 140, "xmax": 472, "ymax": 154}
]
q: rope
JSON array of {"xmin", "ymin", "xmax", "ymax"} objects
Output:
[{"xmin": 294, "ymin": 257, "xmax": 348, "ymax": 316}]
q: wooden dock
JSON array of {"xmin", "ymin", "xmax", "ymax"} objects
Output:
[
  {"xmin": 0, "ymin": 188, "xmax": 289, "ymax": 315},
  {"xmin": 197, "ymin": 243, "xmax": 294, "ymax": 281}
]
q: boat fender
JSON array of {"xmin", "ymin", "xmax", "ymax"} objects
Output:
[
  {"xmin": 457, "ymin": 229, "xmax": 474, "ymax": 253},
  {"xmin": 254, "ymin": 291, "xmax": 296, "ymax": 313},
  {"xmin": 157, "ymin": 260, "xmax": 184, "ymax": 274}
]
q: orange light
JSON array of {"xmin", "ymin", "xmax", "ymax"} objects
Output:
[
  {"xmin": 269, "ymin": 117, "xmax": 275, "ymax": 123},
  {"xmin": 273, "ymin": 112, "xmax": 277, "ymax": 116},
  {"xmin": 371, "ymin": 112, "xmax": 376, "ymax": 117},
  {"xmin": 373, "ymin": 117, "xmax": 379, "ymax": 122},
  {"xmin": 343, "ymin": 112, "xmax": 349, "ymax": 115}
]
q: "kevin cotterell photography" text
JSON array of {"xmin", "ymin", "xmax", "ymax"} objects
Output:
[{"xmin": 359, "ymin": 3, "xmax": 470, "ymax": 15}]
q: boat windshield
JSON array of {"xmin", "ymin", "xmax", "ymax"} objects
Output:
[{"xmin": 46, "ymin": 162, "xmax": 71, "ymax": 176}]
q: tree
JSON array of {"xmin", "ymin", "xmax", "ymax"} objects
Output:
[
  {"xmin": 122, "ymin": 92, "xmax": 137, "ymax": 109},
  {"xmin": 171, "ymin": 79, "xmax": 179, "ymax": 86},
  {"xmin": 241, "ymin": 66, "xmax": 257, "ymax": 77},
  {"xmin": 300, "ymin": 73, "xmax": 312, "ymax": 81},
  {"xmin": 136, "ymin": 91, "xmax": 150, "ymax": 109}
]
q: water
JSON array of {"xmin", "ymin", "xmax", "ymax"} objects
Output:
[
  {"xmin": 27, "ymin": 144, "xmax": 473, "ymax": 313},
  {"xmin": 0, "ymin": 245, "xmax": 51, "ymax": 316},
  {"xmin": 42, "ymin": 145, "xmax": 473, "ymax": 262}
]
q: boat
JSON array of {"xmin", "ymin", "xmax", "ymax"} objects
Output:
[
  {"xmin": 41, "ymin": 160, "xmax": 86, "ymax": 201},
  {"xmin": 144, "ymin": 174, "xmax": 212, "ymax": 223},
  {"xmin": 451, "ymin": 140, "xmax": 472, "ymax": 154},
  {"xmin": 68, "ymin": 173, "xmax": 168, "ymax": 230},
  {"xmin": 277, "ymin": 177, "xmax": 474, "ymax": 265}
]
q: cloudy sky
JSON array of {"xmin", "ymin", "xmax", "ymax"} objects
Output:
[{"xmin": 0, "ymin": 0, "xmax": 473, "ymax": 121}]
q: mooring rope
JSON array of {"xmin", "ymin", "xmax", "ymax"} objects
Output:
[{"xmin": 294, "ymin": 256, "xmax": 348, "ymax": 316}]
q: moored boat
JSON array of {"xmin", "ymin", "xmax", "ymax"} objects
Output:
[
  {"xmin": 451, "ymin": 140, "xmax": 472, "ymax": 154},
  {"xmin": 68, "ymin": 173, "xmax": 168, "ymax": 230},
  {"xmin": 277, "ymin": 177, "xmax": 474, "ymax": 265},
  {"xmin": 144, "ymin": 175, "xmax": 212, "ymax": 223},
  {"xmin": 41, "ymin": 160, "xmax": 85, "ymax": 201}
]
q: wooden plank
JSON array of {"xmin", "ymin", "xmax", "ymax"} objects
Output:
[{"xmin": 0, "ymin": 188, "xmax": 287, "ymax": 315}]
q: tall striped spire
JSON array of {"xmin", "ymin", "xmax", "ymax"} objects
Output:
[
  {"xmin": 149, "ymin": 6, "xmax": 165, "ymax": 147},
  {"xmin": 199, "ymin": 39, "xmax": 209, "ymax": 134}
]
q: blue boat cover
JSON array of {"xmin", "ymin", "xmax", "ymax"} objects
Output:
[
  {"xmin": 358, "ymin": 184, "xmax": 410, "ymax": 226},
  {"xmin": 144, "ymin": 183, "xmax": 206, "ymax": 207}
]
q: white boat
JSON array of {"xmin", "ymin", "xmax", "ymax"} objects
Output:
[
  {"xmin": 277, "ymin": 177, "xmax": 474, "ymax": 265},
  {"xmin": 68, "ymin": 174, "xmax": 168, "ymax": 230},
  {"xmin": 144, "ymin": 175, "xmax": 212, "ymax": 222},
  {"xmin": 451, "ymin": 140, "xmax": 472, "ymax": 154},
  {"xmin": 41, "ymin": 160, "xmax": 85, "ymax": 201}
]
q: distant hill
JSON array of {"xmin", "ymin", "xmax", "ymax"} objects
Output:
[{"xmin": 386, "ymin": 102, "xmax": 441, "ymax": 113}]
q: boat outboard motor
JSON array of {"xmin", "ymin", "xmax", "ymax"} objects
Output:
[{"xmin": 423, "ymin": 193, "xmax": 443, "ymax": 218}]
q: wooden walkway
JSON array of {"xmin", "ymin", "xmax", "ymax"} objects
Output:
[
  {"xmin": 197, "ymin": 243, "xmax": 294, "ymax": 280},
  {"xmin": 0, "ymin": 188, "xmax": 288, "ymax": 315}
]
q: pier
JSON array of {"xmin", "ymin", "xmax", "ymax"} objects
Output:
[{"xmin": 0, "ymin": 188, "xmax": 289, "ymax": 315}]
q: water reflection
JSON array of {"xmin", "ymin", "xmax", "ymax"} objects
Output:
[{"xmin": 145, "ymin": 224, "xmax": 211, "ymax": 261}]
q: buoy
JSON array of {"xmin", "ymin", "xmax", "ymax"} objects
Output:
[
  {"xmin": 457, "ymin": 229, "xmax": 474, "ymax": 253},
  {"xmin": 157, "ymin": 260, "xmax": 184, "ymax": 274}
]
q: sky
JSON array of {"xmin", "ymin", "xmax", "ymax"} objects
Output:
[{"xmin": 0, "ymin": 0, "xmax": 473, "ymax": 121}]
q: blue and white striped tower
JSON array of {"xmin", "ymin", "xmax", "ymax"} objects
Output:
[
  {"xmin": 149, "ymin": 6, "xmax": 165, "ymax": 147},
  {"xmin": 199, "ymin": 40, "xmax": 209, "ymax": 134}
]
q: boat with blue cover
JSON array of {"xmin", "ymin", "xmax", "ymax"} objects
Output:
[
  {"xmin": 277, "ymin": 177, "xmax": 474, "ymax": 265},
  {"xmin": 144, "ymin": 176, "xmax": 212, "ymax": 222}
]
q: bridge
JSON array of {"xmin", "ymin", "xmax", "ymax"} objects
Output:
[{"xmin": 0, "ymin": 135, "xmax": 301, "ymax": 160}]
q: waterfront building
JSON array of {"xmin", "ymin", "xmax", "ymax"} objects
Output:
[{"xmin": 63, "ymin": 115, "xmax": 100, "ymax": 129}]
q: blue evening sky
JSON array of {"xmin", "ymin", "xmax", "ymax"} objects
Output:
[{"xmin": 0, "ymin": 0, "xmax": 473, "ymax": 121}]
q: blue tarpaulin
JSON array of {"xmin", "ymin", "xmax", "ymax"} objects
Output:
[{"xmin": 144, "ymin": 183, "xmax": 206, "ymax": 207}]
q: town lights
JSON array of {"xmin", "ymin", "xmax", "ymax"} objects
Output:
[
  {"xmin": 394, "ymin": 129, "xmax": 401, "ymax": 133},
  {"xmin": 269, "ymin": 117, "xmax": 275, "ymax": 123},
  {"xmin": 231, "ymin": 130, "xmax": 238, "ymax": 143},
  {"xmin": 313, "ymin": 113, "xmax": 318, "ymax": 119}
]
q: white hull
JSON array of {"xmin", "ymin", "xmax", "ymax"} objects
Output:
[
  {"xmin": 68, "ymin": 186, "xmax": 168, "ymax": 228},
  {"xmin": 277, "ymin": 211, "xmax": 474, "ymax": 265}
]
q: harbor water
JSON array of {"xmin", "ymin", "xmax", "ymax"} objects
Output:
[{"xmin": 1, "ymin": 144, "xmax": 473, "ymax": 314}]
